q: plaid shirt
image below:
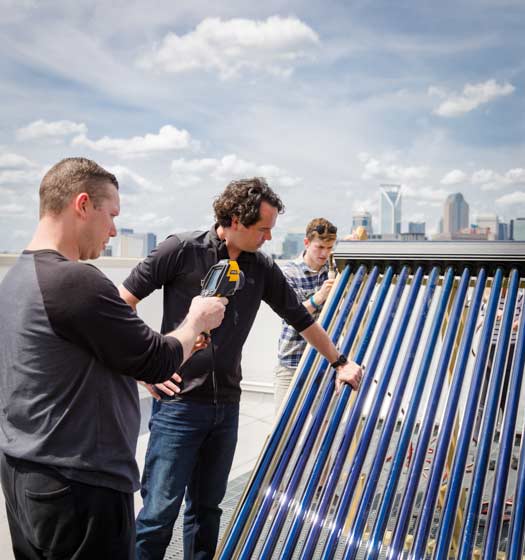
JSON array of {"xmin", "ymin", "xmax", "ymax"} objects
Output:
[{"xmin": 277, "ymin": 255, "xmax": 329, "ymax": 368}]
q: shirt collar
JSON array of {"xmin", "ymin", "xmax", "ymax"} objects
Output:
[
  {"xmin": 209, "ymin": 223, "xmax": 256, "ymax": 263},
  {"xmin": 295, "ymin": 252, "xmax": 328, "ymax": 274}
]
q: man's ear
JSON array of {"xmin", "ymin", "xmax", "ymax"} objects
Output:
[
  {"xmin": 73, "ymin": 192, "xmax": 90, "ymax": 219},
  {"xmin": 304, "ymin": 237, "xmax": 310, "ymax": 249},
  {"xmin": 230, "ymin": 215, "xmax": 240, "ymax": 230}
]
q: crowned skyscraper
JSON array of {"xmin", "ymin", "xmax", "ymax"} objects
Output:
[{"xmin": 379, "ymin": 184, "xmax": 402, "ymax": 235}]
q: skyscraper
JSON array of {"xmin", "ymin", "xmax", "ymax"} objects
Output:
[
  {"xmin": 475, "ymin": 213, "xmax": 499, "ymax": 240},
  {"xmin": 351, "ymin": 211, "xmax": 373, "ymax": 235},
  {"xmin": 443, "ymin": 193, "xmax": 469, "ymax": 234},
  {"xmin": 513, "ymin": 217, "xmax": 525, "ymax": 241},
  {"xmin": 379, "ymin": 184, "xmax": 402, "ymax": 235}
]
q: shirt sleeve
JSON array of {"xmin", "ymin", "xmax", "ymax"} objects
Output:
[
  {"xmin": 122, "ymin": 234, "xmax": 184, "ymax": 301},
  {"xmin": 40, "ymin": 260, "xmax": 183, "ymax": 384},
  {"xmin": 262, "ymin": 257, "xmax": 315, "ymax": 333}
]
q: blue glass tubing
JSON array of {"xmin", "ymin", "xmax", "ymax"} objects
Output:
[
  {"xmin": 239, "ymin": 265, "xmax": 380, "ymax": 559},
  {"xmin": 365, "ymin": 267, "xmax": 455, "ymax": 560},
  {"xmin": 409, "ymin": 269, "xmax": 487, "ymax": 560},
  {"xmin": 275, "ymin": 266, "xmax": 403, "ymax": 560},
  {"xmin": 507, "ymin": 290, "xmax": 525, "ymax": 559},
  {"xmin": 340, "ymin": 267, "xmax": 440, "ymax": 560},
  {"xmin": 315, "ymin": 266, "xmax": 420, "ymax": 560},
  {"xmin": 458, "ymin": 270, "xmax": 520, "ymax": 560},
  {"xmin": 483, "ymin": 271, "xmax": 523, "ymax": 560},
  {"xmin": 301, "ymin": 264, "xmax": 412, "ymax": 558},
  {"xmin": 433, "ymin": 268, "xmax": 503, "ymax": 560},
  {"xmin": 217, "ymin": 264, "xmax": 354, "ymax": 559},
  {"xmin": 386, "ymin": 267, "xmax": 471, "ymax": 560},
  {"xmin": 232, "ymin": 264, "xmax": 369, "ymax": 559}
]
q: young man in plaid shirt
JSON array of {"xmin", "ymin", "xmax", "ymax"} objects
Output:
[{"xmin": 275, "ymin": 218, "xmax": 339, "ymax": 411}]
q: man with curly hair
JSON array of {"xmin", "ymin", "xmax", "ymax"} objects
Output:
[{"xmin": 119, "ymin": 177, "xmax": 363, "ymax": 560}]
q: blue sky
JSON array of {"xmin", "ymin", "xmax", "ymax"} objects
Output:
[{"xmin": 1, "ymin": 0, "xmax": 524, "ymax": 252}]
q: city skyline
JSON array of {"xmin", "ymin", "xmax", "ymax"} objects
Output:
[{"xmin": 1, "ymin": 1, "xmax": 524, "ymax": 252}]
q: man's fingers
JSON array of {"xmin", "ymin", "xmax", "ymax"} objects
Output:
[
  {"xmin": 143, "ymin": 383, "xmax": 161, "ymax": 401},
  {"xmin": 155, "ymin": 382, "xmax": 178, "ymax": 396}
]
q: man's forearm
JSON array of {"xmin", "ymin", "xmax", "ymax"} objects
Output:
[
  {"xmin": 300, "ymin": 322, "xmax": 339, "ymax": 363},
  {"xmin": 166, "ymin": 320, "xmax": 202, "ymax": 365}
]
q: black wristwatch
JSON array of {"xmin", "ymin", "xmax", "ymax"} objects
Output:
[{"xmin": 331, "ymin": 354, "xmax": 348, "ymax": 369}]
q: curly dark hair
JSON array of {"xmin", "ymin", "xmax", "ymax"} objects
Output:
[{"xmin": 213, "ymin": 177, "xmax": 284, "ymax": 227}]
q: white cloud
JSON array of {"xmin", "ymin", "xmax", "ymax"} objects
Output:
[
  {"xmin": 0, "ymin": 202, "xmax": 26, "ymax": 215},
  {"xmin": 16, "ymin": 119, "xmax": 87, "ymax": 141},
  {"xmin": 402, "ymin": 184, "xmax": 449, "ymax": 202},
  {"xmin": 108, "ymin": 165, "xmax": 163, "ymax": 194},
  {"xmin": 0, "ymin": 152, "xmax": 36, "ymax": 169},
  {"xmin": 171, "ymin": 153, "xmax": 301, "ymax": 189},
  {"xmin": 359, "ymin": 152, "xmax": 428, "ymax": 182},
  {"xmin": 440, "ymin": 169, "xmax": 467, "ymax": 185},
  {"xmin": 471, "ymin": 169, "xmax": 495, "ymax": 184},
  {"xmin": 495, "ymin": 191, "xmax": 525, "ymax": 206},
  {"xmin": 72, "ymin": 125, "xmax": 195, "ymax": 158},
  {"xmin": 430, "ymin": 79, "xmax": 515, "ymax": 117},
  {"xmin": 505, "ymin": 168, "xmax": 525, "ymax": 183},
  {"xmin": 138, "ymin": 16, "xmax": 320, "ymax": 79},
  {"xmin": 0, "ymin": 168, "xmax": 42, "ymax": 186},
  {"xmin": 472, "ymin": 167, "xmax": 525, "ymax": 191}
]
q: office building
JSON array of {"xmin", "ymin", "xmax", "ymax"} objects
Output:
[
  {"xmin": 513, "ymin": 217, "xmax": 525, "ymax": 241},
  {"xmin": 443, "ymin": 193, "xmax": 469, "ymax": 234},
  {"xmin": 408, "ymin": 222, "xmax": 426, "ymax": 235},
  {"xmin": 110, "ymin": 228, "xmax": 157, "ymax": 258},
  {"xmin": 281, "ymin": 232, "xmax": 304, "ymax": 259},
  {"xmin": 379, "ymin": 184, "xmax": 402, "ymax": 235},
  {"xmin": 351, "ymin": 211, "xmax": 373, "ymax": 235},
  {"xmin": 498, "ymin": 222, "xmax": 509, "ymax": 241},
  {"xmin": 475, "ymin": 213, "xmax": 499, "ymax": 240}
]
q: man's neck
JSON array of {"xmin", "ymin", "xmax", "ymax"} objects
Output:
[
  {"xmin": 303, "ymin": 252, "xmax": 322, "ymax": 272},
  {"xmin": 26, "ymin": 218, "xmax": 80, "ymax": 261},
  {"xmin": 216, "ymin": 225, "xmax": 241, "ymax": 260}
]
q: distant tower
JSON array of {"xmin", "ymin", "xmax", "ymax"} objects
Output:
[
  {"xmin": 379, "ymin": 184, "xmax": 402, "ymax": 235},
  {"xmin": 351, "ymin": 211, "xmax": 373, "ymax": 235},
  {"xmin": 443, "ymin": 193, "xmax": 469, "ymax": 234}
]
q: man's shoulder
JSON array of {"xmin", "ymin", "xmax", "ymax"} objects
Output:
[
  {"xmin": 158, "ymin": 229, "xmax": 212, "ymax": 252},
  {"xmin": 278, "ymin": 258, "xmax": 304, "ymax": 276},
  {"xmin": 52, "ymin": 258, "xmax": 114, "ymax": 294}
]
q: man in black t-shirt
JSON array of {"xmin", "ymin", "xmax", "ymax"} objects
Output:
[
  {"xmin": 120, "ymin": 178, "xmax": 363, "ymax": 560},
  {"xmin": 0, "ymin": 157, "xmax": 226, "ymax": 560}
]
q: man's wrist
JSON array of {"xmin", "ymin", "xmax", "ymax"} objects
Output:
[
  {"xmin": 309, "ymin": 294, "xmax": 322, "ymax": 311},
  {"xmin": 330, "ymin": 354, "xmax": 348, "ymax": 369}
]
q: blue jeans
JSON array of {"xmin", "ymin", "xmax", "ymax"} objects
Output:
[{"xmin": 136, "ymin": 399, "xmax": 239, "ymax": 560}]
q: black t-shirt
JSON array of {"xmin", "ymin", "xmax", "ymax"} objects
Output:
[{"xmin": 123, "ymin": 226, "xmax": 315, "ymax": 403}]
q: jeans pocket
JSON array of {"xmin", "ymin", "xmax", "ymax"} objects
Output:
[{"xmin": 23, "ymin": 477, "xmax": 81, "ymax": 556}]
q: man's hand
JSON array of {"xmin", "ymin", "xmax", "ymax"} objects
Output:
[
  {"xmin": 140, "ymin": 372, "xmax": 182, "ymax": 401},
  {"xmin": 315, "ymin": 278, "xmax": 335, "ymax": 305},
  {"xmin": 335, "ymin": 360, "xmax": 363, "ymax": 394},
  {"xmin": 191, "ymin": 333, "xmax": 209, "ymax": 354},
  {"xmin": 187, "ymin": 295, "xmax": 228, "ymax": 333}
]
